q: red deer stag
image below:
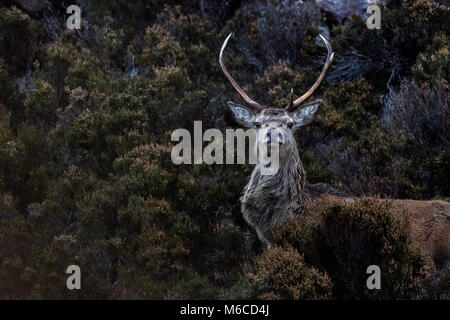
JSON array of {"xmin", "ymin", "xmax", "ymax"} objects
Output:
[{"xmin": 219, "ymin": 33, "xmax": 450, "ymax": 271}]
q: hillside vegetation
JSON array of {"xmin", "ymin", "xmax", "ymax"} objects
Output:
[{"xmin": 0, "ymin": 0, "xmax": 448, "ymax": 299}]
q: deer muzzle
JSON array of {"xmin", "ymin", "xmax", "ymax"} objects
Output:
[{"xmin": 266, "ymin": 130, "xmax": 284, "ymax": 145}]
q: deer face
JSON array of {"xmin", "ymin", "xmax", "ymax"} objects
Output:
[
  {"xmin": 220, "ymin": 33, "xmax": 333, "ymax": 161},
  {"xmin": 228, "ymin": 102, "xmax": 322, "ymax": 159}
]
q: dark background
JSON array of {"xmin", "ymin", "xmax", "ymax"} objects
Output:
[{"xmin": 0, "ymin": 0, "xmax": 448, "ymax": 299}]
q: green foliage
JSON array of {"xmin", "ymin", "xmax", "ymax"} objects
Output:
[
  {"xmin": 273, "ymin": 198, "xmax": 427, "ymax": 299},
  {"xmin": 24, "ymin": 80, "xmax": 58, "ymax": 124},
  {"xmin": 135, "ymin": 24, "xmax": 186, "ymax": 70},
  {"xmin": 387, "ymin": 79, "xmax": 449, "ymax": 154},
  {"xmin": 385, "ymin": 79, "xmax": 449, "ymax": 197},
  {"xmin": 0, "ymin": 0, "xmax": 448, "ymax": 299},
  {"xmin": 412, "ymin": 32, "xmax": 450, "ymax": 82},
  {"xmin": 0, "ymin": 58, "xmax": 17, "ymax": 103},
  {"xmin": 331, "ymin": 0, "xmax": 449, "ymax": 75},
  {"xmin": 322, "ymin": 78, "xmax": 381, "ymax": 136},
  {"xmin": 228, "ymin": 246, "xmax": 332, "ymax": 300},
  {"xmin": 318, "ymin": 198, "xmax": 426, "ymax": 299},
  {"xmin": 0, "ymin": 6, "xmax": 34, "ymax": 75}
]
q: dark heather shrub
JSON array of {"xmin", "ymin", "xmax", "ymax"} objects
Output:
[
  {"xmin": 0, "ymin": 0, "xmax": 448, "ymax": 300},
  {"xmin": 412, "ymin": 32, "xmax": 450, "ymax": 83},
  {"xmin": 427, "ymin": 268, "xmax": 450, "ymax": 300},
  {"xmin": 254, "ymin": 0, "xmax": 320, "ymax": 66},
  {"xmin": 0, "ymin": 58, "xmax": 17, "ymax": 103},
  {"xmin": 273, "ymin": 197, "xmax": 427, "ymax": 299},
  {"xmin": 385, "ymin": 79, "xmax": 449, "ymax": 155},
  {"xmin": 24, "ymin": 80, "xmax": 58, "ymax": 125},
  {"xmin": 321, "ymin": 199, "xmax": 426, "ymax": 299},
  {"xmin": 246, "ymin": 246, "xmax": 332, "ymax": 300},
  {"xmin": 0, "ymin": 6, "xmax": 34, "ymax": 75}
]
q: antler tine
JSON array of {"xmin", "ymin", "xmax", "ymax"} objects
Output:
[
  {"xmin": 219, "ymin": 33, "xmax": 264, "ymax": 111},
  {"xmin": 286, "ymin": 34, "xmax": 334, "ymax": 112}
]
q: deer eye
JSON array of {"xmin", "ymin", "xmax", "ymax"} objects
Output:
[
  {"xmin": 287, "ymin": 122, "xmax": 294, "ymax": 129},
  {"xmin": 254, "ymin": 122, "xmax": 261, "ymax": 129}
]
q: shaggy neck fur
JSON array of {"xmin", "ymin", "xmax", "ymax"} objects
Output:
[{"xmin": 240, "ymin": 143, "xmax": 310, "ymax": 246}]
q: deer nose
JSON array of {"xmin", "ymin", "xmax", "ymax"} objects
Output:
[{"xmin": 266, "ymin": 130, "xmax": 284, "ymax": 144}]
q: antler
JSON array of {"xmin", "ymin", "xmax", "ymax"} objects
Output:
[
  {"xmin": 285, "ymin": 34, "xmax": 334, "ymax": 112},
  {"xmin": 219, "ymin": 33, "xmax": 264, "ymax": 111}
]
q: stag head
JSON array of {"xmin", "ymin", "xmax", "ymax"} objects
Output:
[{"xmin": 220, "ymin": 33, "xmax": 334, "ymax": 159}]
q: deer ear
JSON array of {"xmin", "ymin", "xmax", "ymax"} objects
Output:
[
  {"xmin": 289, "ymin": 99, "xmax": 322, "ymax": 128},
  {"xmin": 227, "ymin": 101, "xmax": 256, "ymax": 128}
]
